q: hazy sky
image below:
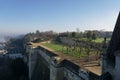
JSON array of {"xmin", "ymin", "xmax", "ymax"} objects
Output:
[{"xmin": 0, "ymin": 0, "xmax": 120, "ymax": 34}]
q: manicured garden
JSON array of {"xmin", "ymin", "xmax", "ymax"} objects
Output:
[{"xmin": 42, "ymin": 42, "xmax": 100, "ymax": 58}]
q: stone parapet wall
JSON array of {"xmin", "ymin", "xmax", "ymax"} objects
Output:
[{"xmin": 27, "ymin": 44, "xmax": 100, "ymax": 80}]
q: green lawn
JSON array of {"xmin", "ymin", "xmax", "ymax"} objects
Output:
[
  {"xmin": 94, "ymin": 38, "xmax": 110, "ymax": 43},
  {"xmin": 93, "ymin": 38, "xmax": 104, "ymax": 43},
  {"xmin": 42, "ymin": 43, "xmax": 63, "ymax": 51},
  {"xmin": 81, "ymin": 38, "xmax": 88, "ymax": 41},
  {"xmin": 81, "ymin": 38, "xmax": 104, "ymax": 43}
]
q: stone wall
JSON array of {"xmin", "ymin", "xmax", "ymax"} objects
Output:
[
  {"xmin": 31, "ymin": 53, "xmax": 50, "ymax": 80},
  {"xmin": 26, "ymin": 46, "xmax": 37, "ymax": 80},
  {"xmin": 27, "ymin": 45, "xmax": 100, "ymax": 80}
]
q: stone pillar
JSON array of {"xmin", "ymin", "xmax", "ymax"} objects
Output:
[
  {"xmin": 28, "ymin": 46, "xmax": 36, "ymax": 80},
  {"xmin": 101, "ymin": 38, "xmax": 107, "ymax": 73},
  {"xmin": 50, "ymin": 57, "xmax": 64, "ymax": 80},
  {"xmin": 28, "ymin": 47, "xmax": 32, "ymax": 80}
]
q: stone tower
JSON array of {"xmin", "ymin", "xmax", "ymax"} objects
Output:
[
  {"xmin": 101, "ymin": 12, "xmax": 120, "ymax": 80},
  {"xmin": 107, "ymin": 12, "xmax": 120, "ymax": 66}
]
